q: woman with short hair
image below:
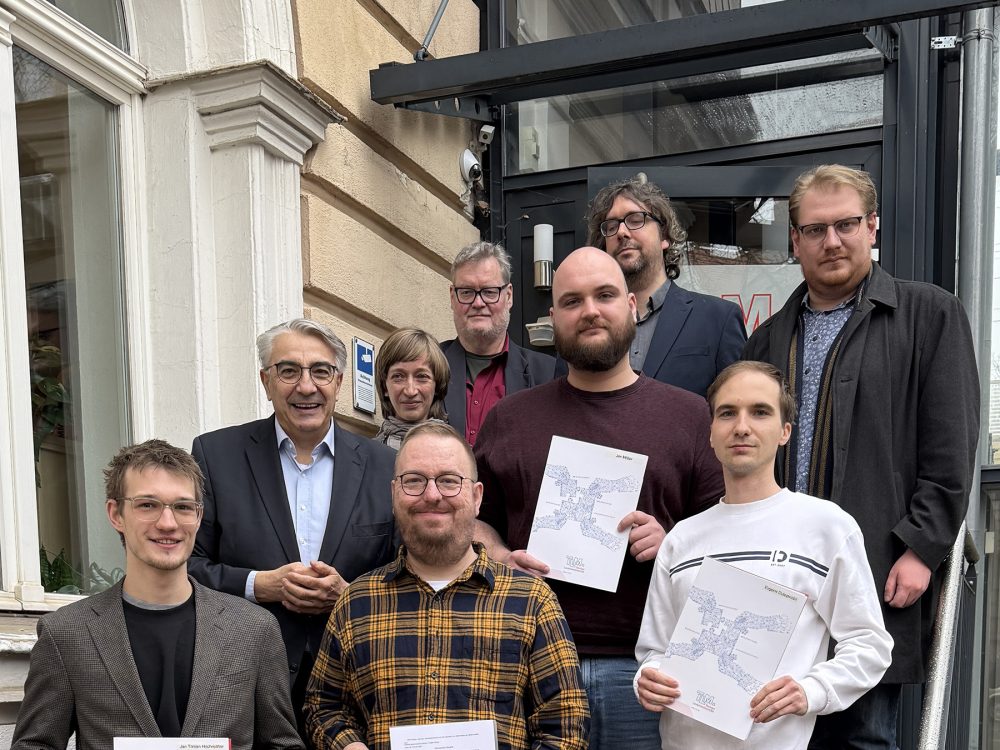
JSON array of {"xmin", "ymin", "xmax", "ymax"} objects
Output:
[{"xmin": 373, "ymin": 328, "xmax": 450, "ymax": 450}]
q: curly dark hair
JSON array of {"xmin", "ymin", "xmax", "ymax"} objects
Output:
[{"xmin": 586, "ymin": 178, "xmax": 688, "ymax": 280}]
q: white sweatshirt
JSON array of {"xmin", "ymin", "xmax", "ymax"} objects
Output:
[{"xmin": 634, "ymin": 489, "xmax": 893, "ymax": 750}]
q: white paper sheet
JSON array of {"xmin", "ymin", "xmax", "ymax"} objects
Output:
[
  {"xmin": 526, "ymin": 436, "xmax": 647, "ymax": 592},
  {"xmin": 389, "ymin": 719, "xmax": 497, "ymax": 749},
  {"xmin": 661, "ymin": 556, "xmax": 807, "ymax": 739},
  {"xmin": 114, "ymin": 740, "xmax": 229, "ymax": 750}
]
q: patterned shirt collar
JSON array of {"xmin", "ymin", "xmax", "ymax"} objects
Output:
[{"xmin": 383, "ymin": 542, "xmax": 495, "ymax": 590}]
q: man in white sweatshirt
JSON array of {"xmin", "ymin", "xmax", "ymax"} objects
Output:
[{"xmin": 634, "ymin": 361, "xmax": 892, "ymax": 749}]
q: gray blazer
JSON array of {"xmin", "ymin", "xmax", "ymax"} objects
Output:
[{"xmin": 12, "ymin": 580, "xmax": 303, "ymax": 750}]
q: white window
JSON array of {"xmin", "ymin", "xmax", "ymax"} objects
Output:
[{"xmin": 0, "ymin": 0, "xmax": 146, "ymax": 609}]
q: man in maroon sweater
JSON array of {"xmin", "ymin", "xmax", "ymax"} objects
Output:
[{"xmin": 475, "ymin": 247, "xmax": 724, "ymax": 750}]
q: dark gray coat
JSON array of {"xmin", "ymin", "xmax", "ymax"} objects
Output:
[{"xmin": 744, "ymin": 263, "xmax": 979, "ymax": 683}]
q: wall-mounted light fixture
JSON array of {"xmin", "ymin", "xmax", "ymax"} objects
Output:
[{"xmin": 533, "ymin": 223, "xmax": 553, "ymax": 290}]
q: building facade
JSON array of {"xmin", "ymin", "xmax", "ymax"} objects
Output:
[{"xmin": 0, "ymin": 0, "xmax": 478, "ymax": 731}]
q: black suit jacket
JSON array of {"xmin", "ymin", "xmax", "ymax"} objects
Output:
[
  {"xmin": 554, "ymin": 282, "xmax": 746, "ymax": 397},
  {"xmin": 440, "ymin": 337, "xmax": 556, "ymax": 437},
  {"xmin": 189, "ymin": 417, "xmax": 395, "ymax": 681}
]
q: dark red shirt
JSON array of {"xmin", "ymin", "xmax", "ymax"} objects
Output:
[{"xmin": 465, "ymin": 336, "xmax": 509, "ymax": 446}]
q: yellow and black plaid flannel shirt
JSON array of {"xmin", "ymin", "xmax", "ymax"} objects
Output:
[{"xmin": 304, "ymin": 543, "xmax": 589, "ymax": 750}]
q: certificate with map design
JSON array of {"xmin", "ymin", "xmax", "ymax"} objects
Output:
[
  {"xmin": 662, "ymin": 556, "xmax": 807, "ymax": 739},
  {"xmin": 526, "ymin": 436, "xmax": 647, "ymax": 592}
]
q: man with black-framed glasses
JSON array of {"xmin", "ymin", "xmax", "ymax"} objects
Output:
[
  {"xmin": 12, "ymin": 439, "xmax": 302, "ymax": 750},
  {"xmin": 441, "ymin": 241, "xmax": 555, "ymax": 446},
  {"xmin": 584, "ymin": 178, "xmax": 746, "ymax": 397},
  {"xmin": 744, "ymin": 165, "xmax": 979, "ymax": 749},
  {"xmin": 305, "ymin": 422, "xmax": 588, "ymax": 750},
  {"xmin": 188, "ymin": 318, "xmax": 396, "ymax": 733}
]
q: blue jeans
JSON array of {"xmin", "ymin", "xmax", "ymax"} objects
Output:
[
  {"xmin": 808, "ymin": 682, "xmax": 901, "ymax": 750},
  {"xmin": 580, "ymin": 656, "xmax": 661, "ymax": 750}
]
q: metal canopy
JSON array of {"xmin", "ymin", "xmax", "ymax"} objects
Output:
[{"xmin": 370, "ymin": 0, "xmax": 998, "ymax": 114}]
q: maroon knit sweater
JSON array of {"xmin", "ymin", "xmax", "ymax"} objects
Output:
[{"xmin": 475, "ymin": 375, "xmax": 724, "ymax": 656}]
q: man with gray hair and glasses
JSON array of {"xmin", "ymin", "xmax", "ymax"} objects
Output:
[
  {"xmin": 441, "ymin": 241, "xmax": 555, "ymax": 445},
  {"xmin": 189, "ymin": 318, "xmax": 396, "ymax": 732}
]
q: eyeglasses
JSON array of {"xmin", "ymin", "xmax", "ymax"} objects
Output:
[
  {"xmin": 119, "ymin": 497, "xmax": 204, "ymax": 525},
  {"xmin": 795, "ymin": 215, "xmax": 870, "ymax": 244},
  {"xmin": 599, "ymin": 210, "xmax": 662, "ymax": 237},
  {"xmin": 452, "ymin": 285, "xmax": 508, "ymax": 305},
  {"xmin": 396, "ymin": 472, "xmax": 471, "ymax": 497},
  {"xmin": 266, "ymin": 361, "xmax": 339, "ymax": 385}
]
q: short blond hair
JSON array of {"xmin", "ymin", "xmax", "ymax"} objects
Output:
[{"xmin": 789, "ymin": 165, "xmax": 878, "ymax": 225}]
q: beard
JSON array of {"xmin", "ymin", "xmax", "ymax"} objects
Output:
[
  {"xmin": 460, "ymin": 308, "xmax": 511, "ymax": 348},
  {"xmin": 397, "ymin": 507, "xmax": 476, "ymax": 568},
  {"xmin": 613, "ymin": 243, "xmax": 660, "ymax": 292},
  {"xmin": 555, "ymin": 314, "xmax": 636, "ymax": 372}
]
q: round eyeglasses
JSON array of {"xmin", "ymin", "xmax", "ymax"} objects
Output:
[
  {"xmin": 795, "ymin": 214, "xmax": 870, "ymax": 245},
  {"xmin": 266, "ymin": 361, "xmax": 339, "ymax": 386},
  {"xmin": 119, "ymin": 497, "xmax": 204, "ymax": 525},
  {"xmin": 396, "ymin": 472, "xmax": 471, "ymax": 497},
  {"xmin": 452, "ymin": 285, "xmax": 508, "ymax": 305},
  {"xmin": 599, "ymin": 210, "xmax": 662, "ymax": 237}
]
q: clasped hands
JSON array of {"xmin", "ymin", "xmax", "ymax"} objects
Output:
[{"xmin": 254, "ymin": 560, "xmax": 347, "ymax": 614}]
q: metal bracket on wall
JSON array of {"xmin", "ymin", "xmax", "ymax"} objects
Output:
[
  {"xmin": 931, "ymin": 35, "xmax": 960, "ymax": 49},
  {"xmin": 864, "ymin": 24, "xmax": 899, "ymax": 61},
  {"xmin": 402, "ymin": 96, "xmax": 493, "ymax": 122}
]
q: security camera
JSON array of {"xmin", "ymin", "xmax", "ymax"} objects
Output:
[
  {"xmin": 478, "ymin": 125, "xmax": 496, "ymax": 146},
  {"xmin": 460, "ymin": 149, "xmax": 482, "ymax": 182}
]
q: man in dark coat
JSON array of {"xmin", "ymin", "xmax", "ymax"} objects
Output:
[
  {"xmin": 441, "ymin": 241, "xmax": 555, "ymax": 445},
  {"xmin": 743, "ymin": 164, "xmax": 979, "ymax": 749}
]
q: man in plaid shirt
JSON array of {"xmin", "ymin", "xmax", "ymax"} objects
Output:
[{"xmin": 304, "ymin": 422, "xmax": 589, "ymax": 750}]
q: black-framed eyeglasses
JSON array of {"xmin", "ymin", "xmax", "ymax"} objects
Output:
[
  {"xmin": 452, "ymin": 285, "xmax": 508, "ymax": 305},
  {"xmin": 266, "ymin": 361, "xmax": 339, "ymax": 385},
  {"xmin": 396, "ymin": 472, "xmax": 471, "ymax": 497},
  {"xmin": 599, "ymin": 210, "xmax": 662, "ymax": 237},
  {"xmin": 119, "ymin": 497, "xmax": 204, "ymax": 525},
  {"xmin": 794, "ymin": 214, "xmax": 870, "ymax": 244}
]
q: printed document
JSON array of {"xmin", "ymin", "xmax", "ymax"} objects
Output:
[
  {"xmin": 661, "ymin": 556, "xmax": 807, "ymax": 739},
  {"xmin": 114, "ymin": 740, "xmax": 229, "ymax": 750},
  {"xmin": 389, "ymin": 719, "xmax": 497, "ymax": 749},
  {"xmin": 526, "ymin": 436, "xmax": 647, "ymax": 592}
]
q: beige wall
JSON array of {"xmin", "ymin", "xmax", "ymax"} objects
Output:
[{"xmin": 293, "ymin": 0, "xmax": 481, "ymax": 433}]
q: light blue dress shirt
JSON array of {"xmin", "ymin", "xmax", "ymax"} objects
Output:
[{"xmin": 244, "ymin": 421, "xmax": 336, "ymax": 601}]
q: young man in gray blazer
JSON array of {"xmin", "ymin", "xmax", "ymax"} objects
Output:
[{"xmin": 12, "ymin": 440, "xmax": 302, "ymax": 750}]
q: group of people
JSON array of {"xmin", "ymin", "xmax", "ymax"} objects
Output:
[{"xmin": 12, "ymin": 164, "xmax": 978, "ymax": 750}]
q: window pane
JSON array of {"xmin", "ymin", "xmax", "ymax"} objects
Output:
[
  {"xmin": 508, "ymin": 64, "xmax": 882, "ymax": 174},
  {"xmin": 15, "ymin": 46, "xmax": 128, "ymax": 594},
  {"xmin": 669, "ymin": 195, "xmax": 800, "ymax": 334},
  {"xmin": 507, "ymin": 0, "xmax": 783, "ymax": 45},
  {"xmin": 45, "ymin": 0, "xmax": 127, "ymax": 51}
]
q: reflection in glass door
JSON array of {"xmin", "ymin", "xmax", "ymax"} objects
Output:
[{"xmin": 15, "ymin": 46, "xmax": 129, "ymax": 594}]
